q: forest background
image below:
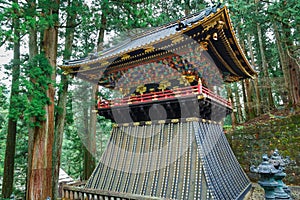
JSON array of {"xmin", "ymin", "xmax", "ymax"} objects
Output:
[{"xmin": 0, "ymin": 0, "xmax": 299, "ymax": 199}]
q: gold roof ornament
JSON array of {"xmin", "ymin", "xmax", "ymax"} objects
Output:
[
  {"xmin": 136, "ymin": 85, "xmax": 147, "ymax": 95},
  {"xmin": 185, "ymin": 75, "xmax": 196, "ymax": 83},
  {"xmin": 121, "ymin": 54, "xmax": 130, "ymax": 60},
  {"xmin": 216, "ymin": 20, "xmax": 225, "ymax": 30},
  {"xmin": 158, "ymin": 80, "xmax": 171, "ymax": 91},
  {"xmin": 171, "ymin": 35, "xmax": 184, "ymax": 44},
  {"xmin": 178, "ymin": 76, "xmax": 189, "ymax": 86},
  {"xmin": 199, "ymin": 41, "xmax": 209, "ymax": 50},
  {"xmin": 144, "ymin": 46, "xmax": 155, "ymax": 53},
  {"xmin": 62, "ymin": 68, "xmax": 73, "ymax": 75}
]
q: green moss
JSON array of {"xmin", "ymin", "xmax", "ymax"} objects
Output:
[{"xmin": 226, "ymin": 114, "xmax": 300, "ymax": 185}]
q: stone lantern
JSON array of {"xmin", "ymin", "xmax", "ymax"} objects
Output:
[
  {"xmin": 269, "ymin": 149, "xmax": 291, "ymax": 199},
  {"xmin": 250, "ymin": 154, "xmax": 279, "ymax": 200}
]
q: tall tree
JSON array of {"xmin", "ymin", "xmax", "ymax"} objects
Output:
[
  {"xmin": 273, "ymin": 22, "xmax": 290, "ymax": 104},
  {"xmin": 256, "ymin": 22, "xmax": 275, "ymax": 111},
  {"xmin": 226, "ymin": 84, "xmax": 237, "ymax": 127},
  {"xmin": 281, "ymin": 0, "xmax": 300, "ymax": 107},
  {"xmin": 25, "ymin": 0, "xmax": 38, "ymax": 198},
  {"xmin": 254, "ymin": 0, "xmax": 275, "ymax": 111},
  {"xmin": 25, "ymin": 0, "xmax": 60, "ymax": 198},
  {"xmin": 247, "ymin": 33, "xmax": 262, "ymax": 115},
  {"xmin": 2, "ymin": 0, "xmax": 21, "ymax": 197},
  {"xmin": 52, "ymin": 0, "xmax": 81, "ymax": 198}
]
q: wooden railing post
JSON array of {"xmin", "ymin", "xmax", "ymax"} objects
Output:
[{"xmin": 198, "ymin": 78, "xmax": 202, "ymax": 94}]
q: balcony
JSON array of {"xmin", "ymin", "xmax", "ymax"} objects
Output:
[{"xmin": 97, "ymin": 85, "xmax": 232, "ymax": 123}]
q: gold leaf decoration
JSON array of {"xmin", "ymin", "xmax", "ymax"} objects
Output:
[
  {"xmin": 144, "ymin": 46, "xmax": 155, "ymax": 53},
  {"xmin": 185, "ymin": 75, "xmax": 196, "ymax": 83},
  {"xmin": 178, "ymin": 76, "xmax": 189, "ymax": 86},
  {"xmin": 136, "ymin": 85, "xmax": 147, "ymax": 95},
  {"xmin": 121, "ymin": 54, "xmax": 130, "ymax": 60},
  {"xmin": 158, "ymin": 80, "xmax": 171, "ymax": 91},
  {"xmin": 62, "ymin": 68, "xmax": 73, "ymax": 75},
  {"xmin": 199, "ymin": 41, "xmax": 209, "ymax": 50},
  {"xmin": 216, "ymin": 20, "xmax": 225, "ymax": 30}
]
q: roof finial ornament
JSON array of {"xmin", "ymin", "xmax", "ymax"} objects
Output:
[{"xmin": 176, "ymin": 20, "xmax": 187, "ymax": 31}]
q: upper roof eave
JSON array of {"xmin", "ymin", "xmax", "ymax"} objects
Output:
[
  {"xmin": 60, "ymin": 4, "xmax": 223, "ymax": 69},
  {"xmin": 60, "ymin": 4, "xmax": 257, "ymax": 83}
]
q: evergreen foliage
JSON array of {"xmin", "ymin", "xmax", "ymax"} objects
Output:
[
  {"xmin": 0, "ymin": 0, "xmax": 299, "ymax": 198},
  {"xmin": 0, "ymin": 84, "xmax": 8, "ymax": 177},
  {"xmin": 23, "ymin": 54, "xmax": 53, "ymax": 126}
]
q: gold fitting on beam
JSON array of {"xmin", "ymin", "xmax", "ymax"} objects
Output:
[
  {"xmin": 145, "ymin": 121, "xmax": 152, "ymax": 125},
  {"xmin": 198, "ymin": 95, "xmax": 204, "ymax": 99},
  {"xmin": 205, "ymin": 35, "xmax": 211, "ymax": 40},
  {"xmin": 121, "ymin": 54, "xmax": 130, "ymax": 60},
  {"xmin": 62, "ymin": 71, "xmax": 69, "ymax": 75},
  {"xmin": 171, "ymin": 119, "xmax": 179, "ymax": 123},
  {"xmin": 216, "ymin": 20, "xmax": 225, "ymax": 30},
  {"xmin": 213, "ymin": 32, "xmax": 218, "ymax": 41},
  {"xmin": 186, "ymin": 117, "xmax": 199, "ymax": 122},
  {"xmin": 133, "ymin": 122, "xmax": 140, "ymax": 126},
  {"xmin": 144, "ymin": 46, "xmax": 155, "ymax": 53},
  {"xmin": 199, "ymin": 41, "xmax": 209, "ymax": 50}
]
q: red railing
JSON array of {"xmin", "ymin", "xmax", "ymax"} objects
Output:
[{"xmin": 98, "ymin": 85, "xmax": 231, "ymax": 109}]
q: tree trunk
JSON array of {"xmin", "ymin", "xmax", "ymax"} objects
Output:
[
  {"xmin": 287, "ymin": 52, "xmax": 300, "ymax": 107},
  {"xmin": 2, "ymin": 2, "xmax": 20, "ymax": 196},
  {"xmin": 247, "ymin": 34, "xmax": 262, "ymax": 115},
  {"xmin": 236, "ymin": 28, "xmax": 250, "ymax": 120},
  {"xmin": 226, "ymin": 84, "xmax": 236, "ymax": 128},
  {"xmin": 26, "ymin": 0, "xmax": 60, "ymax": 199},
  {"xmin": 241, "ymin": 81, "xmax": 249, "ymax": 121},
  {"xmin": 273, "ymin": 22, "xmax": 290, "ymax": 105},
  {"xmin": 26, "ymin": 0, "xmax": 38, "ymax": 198},
  {"xmin": 83, "ymin": 7, "xmax": 108, "ymax": 180},
  {"xmin": 244, "ymin": 79, "xmax": 255, "ymax": 119},
  {"xmin": 257, "ymin": 22, "xmax": 275, "ymax": 111},
  {"xmin": 52, "ymin": 0, "xmax": 76, "ymax": 197},
  {"xmin": 282, "ymin": 25, "xmax": 300, "ymax": 107},
  {"xmin": 237, "ymin": 27, "xmax": 255, "ymax": 120},
  {"xmin": 83, "ymin": 93, "xmax": 92, "ymax": 180},
  {"xmin": 233, "ymin": 83, "xmax": 243, "ymax": 123}
]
